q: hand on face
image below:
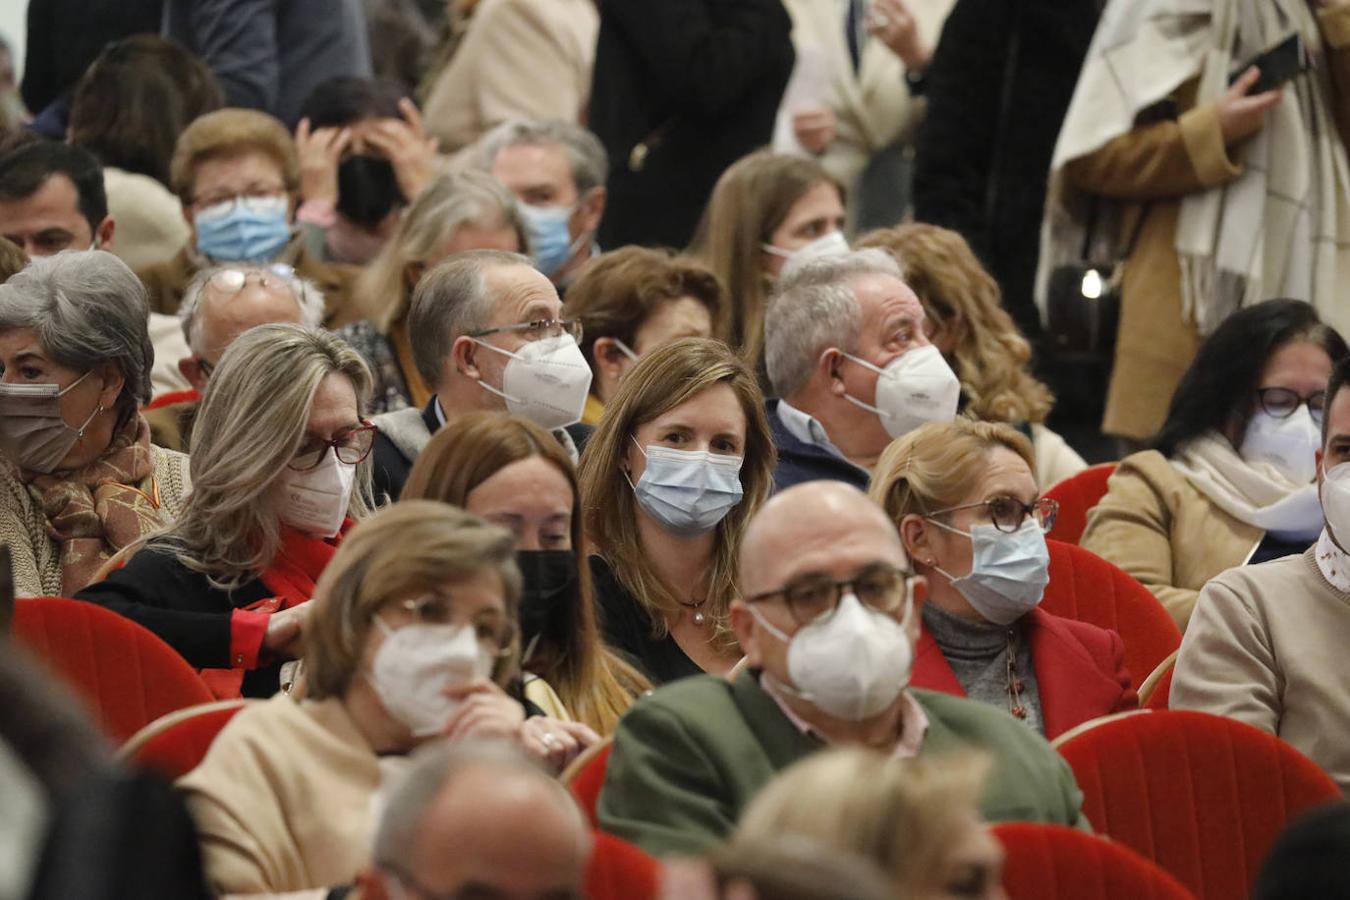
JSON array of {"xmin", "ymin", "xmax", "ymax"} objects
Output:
[
  {"xmin": 439, "ymin": 678, "xmax": 525, "ymax": 742},
  {"xmin": 520, "ymin": 717, "xmax": 601, "ymax": 774},
  {"xmin": 361, "ymin": 98, "xmax": 440, "ymax": 204}
]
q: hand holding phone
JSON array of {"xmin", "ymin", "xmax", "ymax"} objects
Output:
[{"xmin": 1230, "ymin": 33, "xmax": 1309, "ymax": 93}]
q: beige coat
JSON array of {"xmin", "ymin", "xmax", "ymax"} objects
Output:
[
  {"xmin": 1032, "ymin": 423, "xmax": 1087, "ymax": 490},
  {"xmin": 1173, "ymin": 547, "xmax": 1350, "ymax": 794},
  {"xmin": 1081, "ymin": 450, "xmax": 1260, "ymax": 630},
  {"xmin": 422, "ymin": 0, "xmax": 599, "ymax": 155}
]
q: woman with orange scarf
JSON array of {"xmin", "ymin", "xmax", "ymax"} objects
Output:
[{"xmin": 78, "ymin": 324, "xmax": 375, "ymax": 698}]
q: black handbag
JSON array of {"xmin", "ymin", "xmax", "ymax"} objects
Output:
[{"xmin": 1045, "ymin": 200, "xmax": 1146, "ymax": 357}]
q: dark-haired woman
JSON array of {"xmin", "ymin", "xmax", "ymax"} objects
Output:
[{"xmin": 1082, "ymin": 300, "xmax": 1349, "ymax": 629}]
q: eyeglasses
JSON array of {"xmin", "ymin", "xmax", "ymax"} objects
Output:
[
  {"xmin": 208, "ymin": 264, "xmax": 298, "ymax": 297},
  {"xmin": 928, "ymin": 496, "xmax": 1059, "ymax": 534},
  {"xmin": 192, "ymin": 186, "xmax": 288, "ymax": 211},
  {"xmin": 388, "ymin": 595, "xmax": 514, "ymax": 650},
  {"xmin": 468, "ymin": 318, "xmax": 583, "ymax": 344},
  {"xmin": 746, "ymin": 563, "xmax": 914, "ymax": 627},
  {"xmin": 1256, "ymin": 387, "xmax": 1326, "ymax": 425},
  {"xmin": 287, "ymin": 422, "xmax": 377, "ymax": 471}
]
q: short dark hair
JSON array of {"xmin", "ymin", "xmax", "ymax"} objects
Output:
[
  {"xmin": 1152, "ymin": 299, "xmax": 1350, "ymax": 457},
  {"xmin": 298, "ymin": 76, "xmax": 404, "ymax": 128},
  {"xmin": 0, "ymin": 141, "xmax": 108, "ymax": 236},
  {"xmin": 1323, "ymin": 355, "xmax": 1350, "ymax": 447},
  {"xmin": 1254, "ymin": 803, "xmax": 1350, "ymax": 900}
]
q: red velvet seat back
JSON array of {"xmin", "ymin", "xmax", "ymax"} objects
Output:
[
  {"xmin": 568, "ymin": 742, "xmax": 613, "ymax": 829},
  {"xmin": 1043, "ymin": 541, "xmax": 1181, "ymax": 694},
  {"xmin": 1056, "ymin": 710, "xmax": 1340, "ymax": 900},
  {"xmin": 1045, "ymin": 463, "xmax": 1117, "ymax": 545},
  {"xmin": 586, "ymin": 831, "xmax": 659, "ymax": 900},
  {"xmin": 143, "ymin": 388, "xmax": 200, "ymax": 411},
  {"xmin": 995, "ymin": 822, "xmax": 1194, "ymax": 899},
  {"xmin": 1143, "ymin": 661, "xmax": 1176, "ymax": 711},
  {"xmin": 12, "ymin": 597, "xmax": 214, "ymax": 742},
  {"xmin": 122, "ymin": 700, "xmax": 250, "ymax": 779}
]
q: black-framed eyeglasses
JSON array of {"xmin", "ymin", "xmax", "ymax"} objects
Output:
[
  {"xmin": 386, "ymin": 594, "xmax": 515, "ymax": 653},
  {"xmin": 468, "ymin": 318, "xmax": 583, "ymax": 344},
  {"xmin": 928, "ymin": 496, "xmax": 1058, "ymax": 534},
  {"xmin": 287, "ymin": 422, "xmax": 377, "ymax": 471},
  {"xmin": 1256, "ymin": 387, "xmax": 1326, "ymax": 425},
  {"xmin": 746, "ymin": 562, "xmax": 914, "ymax": 627}
]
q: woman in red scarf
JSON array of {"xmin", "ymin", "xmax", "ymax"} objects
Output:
[{"xmin": 79, "ymin": 324, "xmax": 375, "ymax": 698}]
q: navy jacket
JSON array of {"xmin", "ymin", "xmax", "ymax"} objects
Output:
[{"xmin": 767, "ymin": 400, "xmax": 869, "ymax": 493}]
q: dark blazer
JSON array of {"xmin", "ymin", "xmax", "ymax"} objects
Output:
[
  {"xmin": 20, "ymin": 0, "xmax": 161, "ymax": 114},
  {"xmin": 590, "ymin": 555, "xmax": 703, "ymax": 686},
  {"xmin": 911, "ymin": 606, "xmax": 1138, "ymax": 740},
  {"xmin": 598, "ymin": 669, "xmax": 1089, "ymax": 857},
  {"xmin": 766, "ymin": 399, "xmax": 870, "ymax": 493},
  {"xmin": 588, "ymin": 0, "xmax": 795, "ymax": 249}
]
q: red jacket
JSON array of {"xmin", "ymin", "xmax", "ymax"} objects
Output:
[{"xmin": 911, "ymin": 606, "xmax": 1138, "ymax": 740}]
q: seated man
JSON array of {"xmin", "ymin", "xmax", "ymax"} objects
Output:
[
  {"xmin": 479, "ymin": 118, "xmax": 607, "ymax": 291},
  {"xmin": 0, "ymin": 140, "xmax": 114, "ymax": 256},
  {"xmin": 764, "ymin": 249, "xmax": 960, "ymax": 491},
  {"xmin": 147, "ymin": 264, "xmax": 325, "ymax": 452},
  {"xmin": 357, "ymin": 740, "xmax": 589, "ymax": 900},
  {"xmin": 371, "ymin": 249, "xmax": 593, "ymax": 500},
  {"xmin": 137, "ymin": 108, "xmax": 359, "ymax": 326},
  {"xmin": 598, "ymin": 480, "xmax": 1087, "ymax": 856},
  {"xmin": 1174, "ymin": 354, "xmax": 1350, "ymax": 794}
]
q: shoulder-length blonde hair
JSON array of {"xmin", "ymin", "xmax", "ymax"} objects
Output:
[
  {"xmin": 857, "ymin": 223, "xmax": 1055, "ymax": 424},
  {"xmin": 733, "ymin": 746, "xmax": 991, "ymax": 896},
  {"xmin": 577, "ymin": 337, "xmax": 776, "ymax": 649},
  {"xmin": 689, "ymin": 151, "xmax": 842, "ymax": 369},
  {"xmin": 402, "ymin": 411, "xmax": 651, "ymax": 734},
  {"xmin": 158, "ymin": 324, "xmax": 374, "ymax": 587}
]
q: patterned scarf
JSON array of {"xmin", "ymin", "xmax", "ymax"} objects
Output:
[{"xmin": 25, "ymin": 416, "xmax": 165, "ymax": 596}]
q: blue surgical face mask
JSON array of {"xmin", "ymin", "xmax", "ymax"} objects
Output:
[
  {"xmin": 195, "ymin": 195, "xmax": 291, "ymax": 264},
  {"xmin": 627, "ymin": 440, "xmax": 744, "ymax": 537},
  {"xmin": 927, "ymin": 518, "xmax": 1050, "ymax": 626},
  {"xmin": 520, "ymin": 202, "xmax": 585, "ymax": 278}
]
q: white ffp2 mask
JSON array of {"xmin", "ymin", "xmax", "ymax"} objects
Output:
[
  {"xmin": 841, "ymin": 344, "xmax": 960, "ymax": 439},
  {"xmin": 475, "ymin": 334, "xmax": 593, "ymax": 430},
  {"xmin": 1241, "ymin": 407, "xmax": 1321, "ymax": 485},
  {"xmin": 278, "ymin": 450, "xmax": 356, "ymax": 538},
  {"xmin": 368, "ymin": 619, "xmax": 493, "ymax": 736}
]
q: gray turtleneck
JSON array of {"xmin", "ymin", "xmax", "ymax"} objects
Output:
[{"xmin": 923, "ymin": 603, "xmax": 1044, "ymax": 735}]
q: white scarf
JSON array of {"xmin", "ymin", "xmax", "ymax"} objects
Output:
[
  {"xmin": 1036, "ymin": 0, "xmax": 1350, "ymax": 337},
  {"xmin": 1171, "ymin": 432, "xmax": 1323, "ymax": 539}
]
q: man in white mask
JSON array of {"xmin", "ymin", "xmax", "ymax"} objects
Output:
[
  {"xmin": 764, "ymin": 248, "xmax": 960, "ymax": 492},
  {"xmin": 1174, "ymin": 356, "xmax": 1350, "ymax": 795},
  {"xmin": 598, "ymin": 480, "xmax": 1087, "ymax": 857},
  {"xmin": 370, "ymin": 249, "xmax": 593, "ymax": 500}
]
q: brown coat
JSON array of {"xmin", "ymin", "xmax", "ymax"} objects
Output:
[
  {"xmin": 144, "ymin": 401, "xmax": 199, "ymax": 455},
  {"xmin": 1080, "ymin": 450, "xmax": 1261, "ymax": 630}
]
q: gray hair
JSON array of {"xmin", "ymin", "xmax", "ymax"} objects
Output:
[
  {"xmin": 0, "ymin": 250, "xmax": 152, "ymax": 414},
  {"xmin": 478, "ymin": 119, "xmax": 609, "ymax": 195},
  {"xmin": 374, "ymin": 739, "xmax": 589, "ymax": 876},
  {"xmin": 178, "ymin": 265, "xmax": 326, "ymax": 353},
  {"xmin": 765, "ymin": 249, "xmax": 905, "ymax": 399},
  {"xmin": 408, "ymin": 249, "xmax": 533, "ymax": 389}
]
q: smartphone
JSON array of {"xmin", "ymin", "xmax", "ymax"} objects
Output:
[{"xmin": 1230, "ymin": 33, "xmax": 1309, "ymax": 93}]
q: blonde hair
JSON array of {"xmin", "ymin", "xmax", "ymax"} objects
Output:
[
  {"xmin": 689, "ymin": 151, "xmax": 841, "ymax": 368},
  {"xmin": 169, "ymin": 107, "xmax": 299, "ymax": 201},
  {"xmin": 869, "ymin": 419, "xmax": 1036, "ymax": 524},
  {"xmin": 857, "ymin": 224, "xmax": 1054, "ymax": 424},
  {"xmin": 157, "ymin": 324, "xmax": 374, "ymax": 587},
  {"xmin": 305, "ymin": 500, "xmax": 522, "ymax": 700},
  {"xmin": 577, "ymin": 337, "xmax": 776, "ymax": 650},
  {"xmin": 402, "ymin": 412, "xmax": 651, "ymax": 734},
  {"xmin": 734, "ymin": 747, "xmax": 991, "ymax": 895}
]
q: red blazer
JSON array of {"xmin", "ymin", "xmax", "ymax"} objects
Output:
[{"xmin": 911, "ymin": 607, "xmax": 1139, "ymax": 740}]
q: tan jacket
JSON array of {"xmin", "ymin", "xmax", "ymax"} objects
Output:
[
  {"xmin": 422, "ymin": 0, "xmax": 599, "ymax": 154},
  {"xmin": 1173, "ymin": 547, "xmax": 1350, "ymax": 794},
  {"xmin": 1081, "ymin": 450, "xmax": 1260, "ymax": 630}
]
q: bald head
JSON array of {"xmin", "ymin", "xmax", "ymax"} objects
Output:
[{"xmin": 194, "ymin": 280, "xmax": 305, "ymax": 360}]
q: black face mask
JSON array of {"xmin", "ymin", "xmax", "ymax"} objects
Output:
[
  {"xmin": 336, "ymin": 154, "xmax": 404, "ymax": 228},
  {"xmin": 515, "ymin": 550, "xmax": 579, "ymax": 656}
]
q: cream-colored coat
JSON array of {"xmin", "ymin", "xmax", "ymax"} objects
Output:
[
  {"xmin": 1032, "ymin": 423, "xmax": 1087, "ymax": 490},
  {"xmin": 1080, "ymin": 450, "xmax": 1261, "ymax": 630},
  {"xmin": 1173, "ymin": 547, "xmax": 1350, "ymax": 794}
]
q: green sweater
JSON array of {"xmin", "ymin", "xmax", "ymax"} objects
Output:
[{"xmin": 598, "ymin": 670, "xmax": 1088, "ymax": 857}]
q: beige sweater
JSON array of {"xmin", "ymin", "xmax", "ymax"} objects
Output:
[{"xmin": 1173, "ymin": 547, "xmax": 1350, "ymax": 794}]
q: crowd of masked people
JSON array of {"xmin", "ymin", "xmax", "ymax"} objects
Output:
[{"xmin": 2, "ymin": 0, "xmax": 1350, "ymax": 896}]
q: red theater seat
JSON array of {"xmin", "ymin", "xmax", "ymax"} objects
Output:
[
  {"xmin": 1140, "ymin": 652, "xmax": 1178, "ymax": 710},
  {"xmin": 1045, "ymin": 463, "xmax": 1116, "ymax": 545},
  {"xmin": 144, "ymin": 388, "xmax": 200, "ymax": 411},
  {"xmin": 586, "ymin": 831, "xmax": 659, "ymax": 900},
  {"xmin": 995, "ymin": 822, "xmax": 1194, "ymax": 899},
  {"xmin": 120, "ymin": 700, "xmax": 252, "ymax": 779},
  {"xmin": 564, "ymin": 738, "xmax": 614, "ymax": 829}
]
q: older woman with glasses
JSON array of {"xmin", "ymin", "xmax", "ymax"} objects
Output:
[
  {"xmin": 79, "ymin": 324, "xmax": 375, "ymax": 698},
  {"xmin": 870, "ymin": 418, "xmax": 1136, "ymax": 740}
]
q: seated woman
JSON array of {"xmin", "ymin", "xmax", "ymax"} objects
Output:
[
  {"xmin": 577, "ymin": 337, "xmax": 776, "ymax": 683},
  {"xmin": 336, "ymin": 170, "xmax": 526, "ymax": 414},
  {"xmin": 564, "ymin": 246, "xmax": 723, "ymax": 426},
  {"xmin": 0, "ymin": 251, "xmax": 191, "ymax": 597},
  {"xmin": 871, "ymin": 418, "xmax": 1136, "ymax": 739},
  {"xmin": 733, "ymin": 747, "xmax": 1005, "ymax": 900},
  {"xmin": 689, "ymin": 151, "xmax": 846, "ymax": 378},
  {"xmin": 858, "ymin": 223, "xmax": 1086, "ymax": 487},
  {"xmin": 402, "ymin": 411, "xmax": 651, "ymax": 735},
  {"xmin": 78, "ymin": 324, "xmax": 374, "ymax": 698},
  {"xmin": 1082, "ymin": 300, "xmax": 1347, "ymax": 629},
  {"xmin": 178, "ymin": 501, "xmax": 573, "ymax": 896}
]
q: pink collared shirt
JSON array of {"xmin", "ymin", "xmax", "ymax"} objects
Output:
[{"xmin": 762, "ymin": 674, "xmax": 930, "ymax": 758}]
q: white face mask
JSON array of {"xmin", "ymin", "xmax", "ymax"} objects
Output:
[
  {"xmin": 277, "ymin": 450, "xmax": 356, "ymax": 538},
  {"xmin": 0, "ymin": 371, "xmax": 99, "ymax": 474},
  {"xmin": 928, "ymin": 518, "xmax": 1050, "ymax": 626},
  {"xmin": 368, "ymin": 618, "xmax": 493, "ymax": 737},
  {"xmin": 474, "ymin": 334, "xmax": 593, "ymax": 430},
  {"xmin": 762, "ymin": 231, "xmax": 850, "ymax": 269},
  {"xmin": 840, "ymin": 344, "xmax": 961, "ymax": 439},
  {"xmin": 750, "ymin": 591, "xmax": 914, "ymax": 722},
  {"xmin": 1241, "ymin": 407, "xmax": 1321, "ymax": 485}
]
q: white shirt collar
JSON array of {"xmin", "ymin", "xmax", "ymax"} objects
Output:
[{"xmin": 777, "ymin": 400, "xmax": 849, "ymax": 462}]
